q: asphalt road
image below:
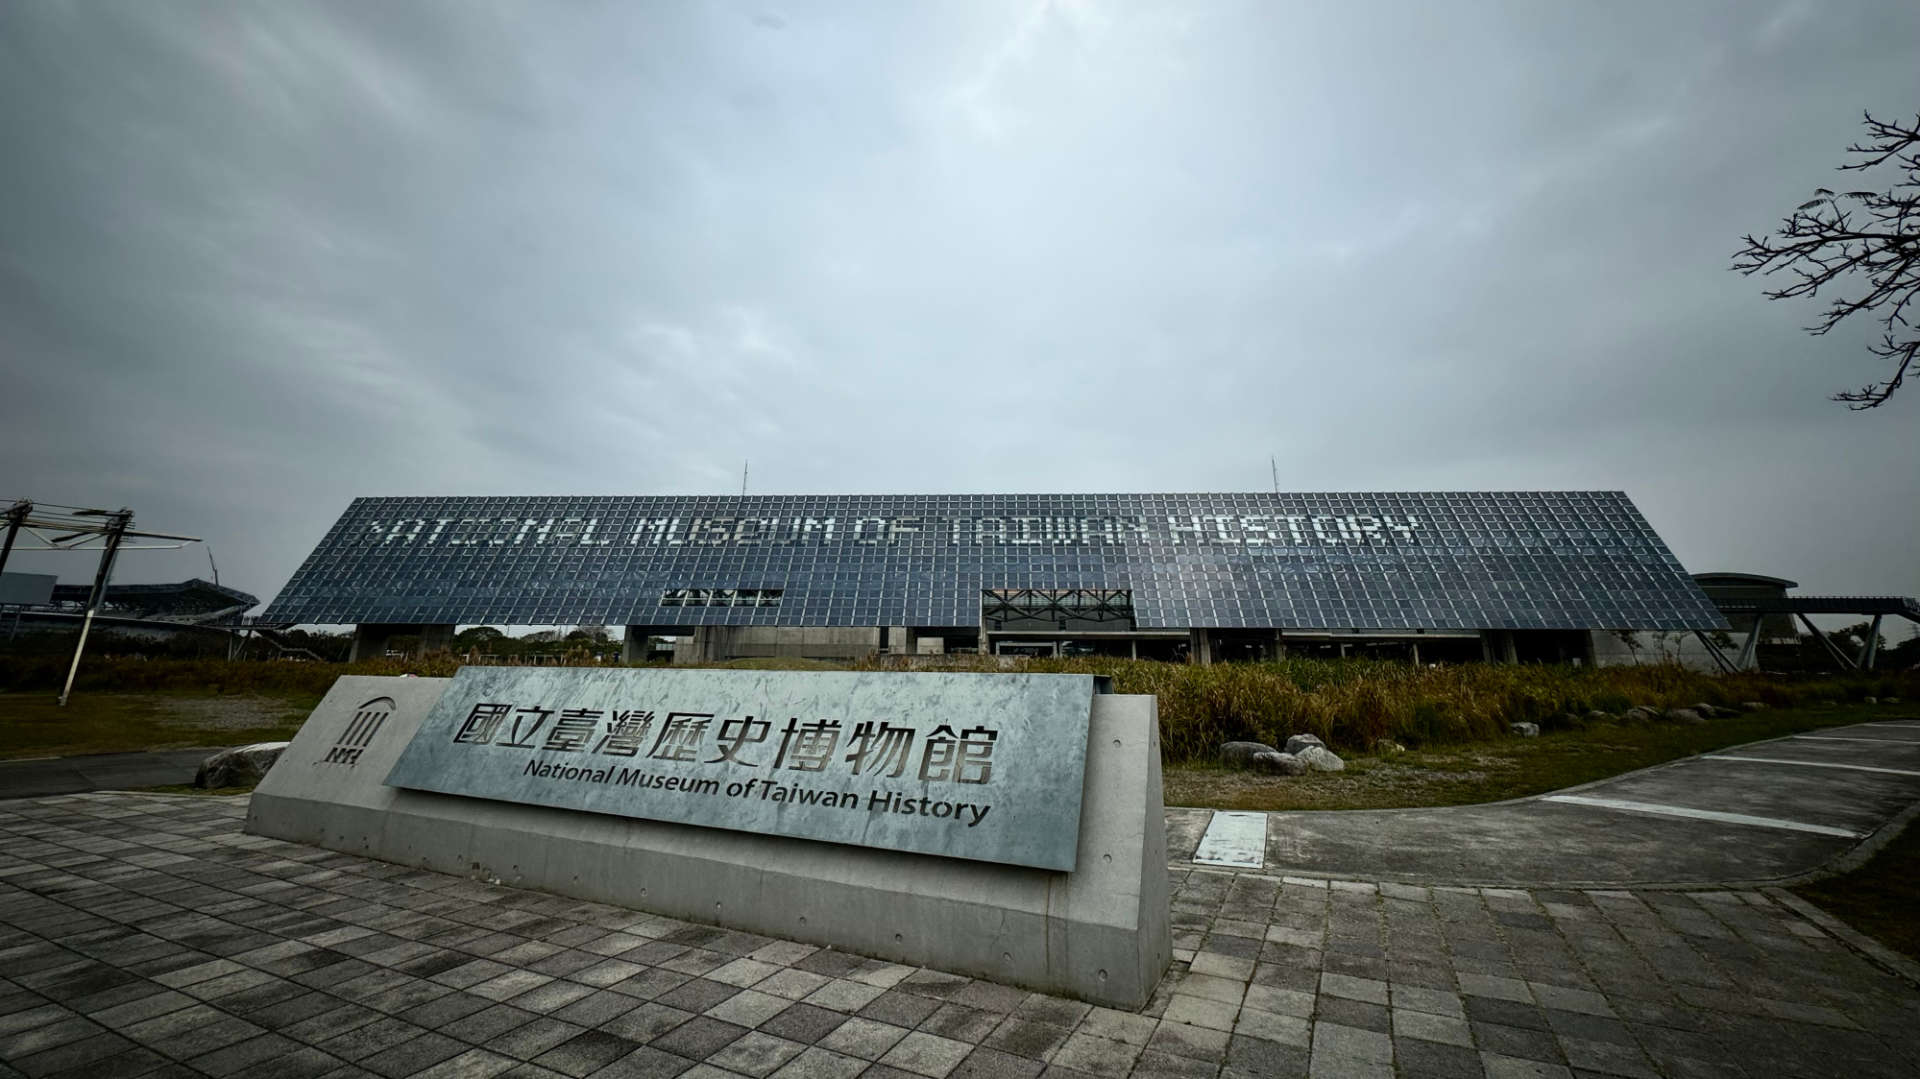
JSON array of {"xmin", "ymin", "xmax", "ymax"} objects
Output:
[{"xmin": 0, "ymin": 748, "xmax": 224, "ymax": 798}]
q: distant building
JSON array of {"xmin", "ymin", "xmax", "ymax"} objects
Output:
[
  {"xmin": 0, "ymin": 576, "xmax": 259, "ymax": 647},
  {"xmin": 1592, "ymin": 571, "xmax": 1920, "ymax": 671},
  {"xmin": 1691, "ymin": 572, "xmax": 1799, "ymax": 643}
]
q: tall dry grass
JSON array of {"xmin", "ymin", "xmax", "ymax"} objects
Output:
[{"xmin": 2, "ymin": 653, "xmax": 1910, "ymax": 762}]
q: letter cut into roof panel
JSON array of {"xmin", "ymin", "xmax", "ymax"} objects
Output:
[{"xmin": 260, "ymin": 492, "xmax": 1728, "ymax": 632}]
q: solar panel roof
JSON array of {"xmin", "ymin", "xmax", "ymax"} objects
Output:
[{"xmin": 260, "ymin": 492, "xmax": 1727, "ymax": 631}]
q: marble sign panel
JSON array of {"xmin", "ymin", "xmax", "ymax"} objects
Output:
[{"xmin": 384, "ymin": 667, "xmax": 1097, "ymax": 870}]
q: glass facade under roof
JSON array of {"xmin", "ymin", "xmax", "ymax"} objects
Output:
[{"xmin": 260, "ymin": 492, "xmax": 1727, "ymax": 632}]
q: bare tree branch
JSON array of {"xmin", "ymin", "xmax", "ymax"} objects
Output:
[{"xmin": 1733, "ymin": 111, "xmax": 1920, "ymax": 409}]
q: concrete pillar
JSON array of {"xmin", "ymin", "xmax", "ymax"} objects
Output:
[
  {"xmin": 886, "ymin": 627, "xmax": 911, "ymax": 655},
  {"xmin": 1188, "ymin": 628, "xmax": 1213, "ymax": 666},
  {"xmin": 622, "ymin": 627, "xmax": 646, "ymax": 664},
  {"xmin": 349, "ymin": 624, "xmax": 385, "ymax": 662},
  {"xmin": 675, "ymin": 626, "xmax": 729, "ymax": 665},
  {"xmin": 1479, "ymin": 630, "xmax": 1517, "ymax": 664},
  {"xmin": 350, "ymin": 623, "xmax": 454, "ymax": 662}
]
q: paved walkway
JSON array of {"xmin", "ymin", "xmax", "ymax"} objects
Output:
[
  {"xmin": 0, "ymin": 749, "xmax": 218, "ymax": 800},
  {"xmin": 1170, "ymin": 720, "xmax": 1920, "ymax": 887},
  {"xmin": 1, "ymin": 792, "xmax": 1918, "ymax": 1079}
]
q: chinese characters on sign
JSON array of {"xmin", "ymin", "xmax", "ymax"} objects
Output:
[
  {"xmin": 449, "ymin": 701, "xmax": 996, "ymax": 784},
  {"xmin": 383, "ymin": 667, "xmax": 1094, "ymax": 869}
]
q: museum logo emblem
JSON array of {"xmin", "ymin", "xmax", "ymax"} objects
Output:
[{"xmin": 324, "ymin": 696, "xmax": 395, "ymax": 766}]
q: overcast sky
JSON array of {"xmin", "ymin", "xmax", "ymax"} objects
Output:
[{"xmin": 2, "ymin": 1, "xmax": 1916, "ymax": 632}]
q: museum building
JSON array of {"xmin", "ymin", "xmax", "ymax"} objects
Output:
[{"xmin": 261, "ymin": 491, "xmax": 1728, "ymax": 665}]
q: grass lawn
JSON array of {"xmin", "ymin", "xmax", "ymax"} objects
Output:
[
  {"xmin": 1163, "ymin": 702, "xmax": 1907, "ymax": 811},
  {"xmin": 0, "ymin": 691, "xmax": 317, "ymax": 760},
  {"xmin": 1794, "ymin": 816, "xmax": 1920, "ymax": 963}
]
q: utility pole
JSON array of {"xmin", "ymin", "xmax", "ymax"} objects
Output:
[{"xmin": 59, "ymin": 508, "xmax": 131, "ymax": 707}]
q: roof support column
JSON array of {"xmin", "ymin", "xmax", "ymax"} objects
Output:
[
  {"xmin": 1860, "ymin": 614, "xmax": 1883, "ymax": 670},
  {"xmin": 1694, "ymin": 630, "xmax": 1738, "ymax": 674},
  {"xmin": 1481, "ymin": 630, "xmax": 1517, "ymax": 664},
  {"xmin": 1795, "ymin": 613, "xmax": 1858, "ymax": 672},
  {"xmin": 1188, "ymin": 628, "xmax": 1213, "ymax": 666},
  {"xmin": 1736, "ymin": 615, "xmax": 1764, "ymax": 670},
  {"xmin": 349, "ymin": 623, "xmax": 453, "ymax": 662},
  {"xmin": 58, "ymin": 509, "xmax": 130, "ymax": 707}
]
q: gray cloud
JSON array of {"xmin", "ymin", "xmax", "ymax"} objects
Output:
[{"xmin": 2, "ymin": 0, "xmax": 1916, "ymax": 630}]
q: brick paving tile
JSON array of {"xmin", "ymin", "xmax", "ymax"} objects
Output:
[
  {"xmin": 648, "ymin": 1015, "xmax": 749, "ymax": 1060},
  {"xmin": 768, "ymin": 1044, "xmax": 869, "ymax": 1079},
  {"xmin": 706, "ymin": 1029, "xmax": 809, "ymax": 1076},
  {"xmin": 858, "ymin": 988, "xmax": 942, "ymax": 1029},
  {"xmin": 485, "ymin": 1016, "xmax": 588, "ymax": 1060},
  {"xmin": 757, "ymin": 1003, "xmax": 848, "ymax": 1045},
  {"xmin": 598, "ymin": 1001, "xmax": 695, "ymax": 1044},
  {"xmin": 817, "ymin": 1016, "xmax": 911, "ymax": 1060},
  {"xmin": 919, "ymin": 1002, "xmax": 1002, "ymax": 1043},
  {"xmin": 2, "ymin": 795, "xmax": 1919, "ymax": 1079}
]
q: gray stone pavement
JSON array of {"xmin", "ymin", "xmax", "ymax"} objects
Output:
[
  {"xmin": 1, "ymin": 795, "xmax": 1918, "ymax": 1079},
  {"xmin": 1168, "ymin": 719, "xmax": 1920, "ymax": 887}
]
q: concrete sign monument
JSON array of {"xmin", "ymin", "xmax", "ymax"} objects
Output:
[
  {"xmin": 248, "ymin": 669, "xmax": 1170, "ymax": 1007},
  {"xmin": 385, "ymin": 668, "xmax": 1093, "ymax": 870}
]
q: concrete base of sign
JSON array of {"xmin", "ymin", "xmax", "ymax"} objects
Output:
[{"xmin": 247, "ymin": 675, "xmax": 1171, "ymax": 1009}]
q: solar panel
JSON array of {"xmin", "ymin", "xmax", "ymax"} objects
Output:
[{"xmin": 260, "ymin": 492, "xmax": 1727, "ymax": 631}]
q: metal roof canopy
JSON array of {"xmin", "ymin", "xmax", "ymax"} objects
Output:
[
  {"xmin": 264, "ymin": 491, "xmax": 1727, "ymax": 634},
  {"xmin": 1702, "ymin": 595, "xmax": 1920, "ymax": 672}
]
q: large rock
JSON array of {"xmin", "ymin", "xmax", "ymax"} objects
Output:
[
  {"xmin": 1509, "ymin": 722, "xmax": 1540, "ymax": 738},
  {"xmin": 1664, "ymin": 708, "xmax": 1705, "ymax": 725},
  {"xmin": 1220, "ymin": 741, "xmax": 1281, "ymax": 768},
  {"xmin": 1294, "ymin": 745, "xmax": 1345, "ymax": 772},
  {"xmin": 1740, "ymin": 701, "xmax": 1767, "ymax": 712},
  {"xmin": 1622, "ymin": 707, "xmax": 1659, "ymax": 724},
  {"xmin": 1251, "ymin": 751, "xmax": 1307, "ymax": 776},
  {"xmin": 1283, "ymin": 734, "xmax": 1326, "ymax": 756},
  {"xmin": 196, "ymin": 742, "xmax": 289, "ymax": 789},
  {"xmin": 1584, "ymin": 710, "xmax": 1615, "ymax": 724},
  {"xmin": 1691, "ymin": 702, "xmax": 1724, "ymax": 718}
]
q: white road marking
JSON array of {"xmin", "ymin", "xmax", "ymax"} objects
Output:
[
  {"xmin": 1862, "ymin": 722, "xmax": 1920, "ymax": 729},
  {"xmin": 1704, "ymin": 755, "xmax": 1920, "ymax": 778},
  {"xmin": 1541, "ymin": 795, "xmax": 1864, "ymax": 838},
  {"xmin": 1793, "ymin": 735, "xmax": 1920, "ymax": 745},
  {"xmin": 1193, "ymin": 810, "xmax": 1268, "ymax": 868}
]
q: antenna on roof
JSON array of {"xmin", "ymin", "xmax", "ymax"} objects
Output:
[
  {"xmin": 1271, "ymin": 456, "xmax": 1279, "ymax": 495},
  {"xmin": 741, "ymin": 460, "xmax": 748, "ymax": 497}
]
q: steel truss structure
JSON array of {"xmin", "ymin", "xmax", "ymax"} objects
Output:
[
  {"xmin": 984, "ymin": 588, "xmax": 1136, "ymax": 630},
  {"xmin": 1694, "ymin": 595, "xmax": 1920, "ymax": 673},
  {"xmin": 1, "ymin": 500, "xmax": 200, "ymax": 704}
]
